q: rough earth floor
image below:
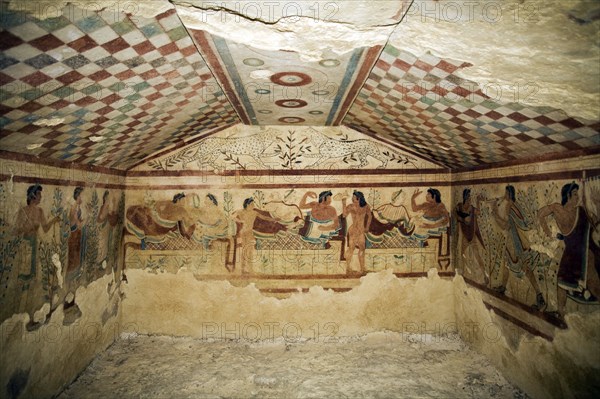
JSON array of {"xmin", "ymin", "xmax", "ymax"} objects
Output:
[{"xmin": 58, "ymin": 332, "xmax": 528, "ymax": 398}]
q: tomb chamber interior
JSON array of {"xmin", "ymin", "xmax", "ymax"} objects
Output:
[{"xmin": 0, "ymin": 1, "xmax": 599, "ymax": 398}]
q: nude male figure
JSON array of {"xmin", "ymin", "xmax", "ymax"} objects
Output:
[{"xmin": 342, "ymin": 191, "xmax": 372, "ymax": 274}]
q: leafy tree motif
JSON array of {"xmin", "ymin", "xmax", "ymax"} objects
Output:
[
  {"xmin": 149, "ymin": 146, "xmax": 197, "ymax": 170},
  {"xmin": 516, "ymin": 187, "xmax": 552, "ymax": 278},
  {"xmin": 148, "ymin": 159, "xmax": 165, "ymax": 170},
  {"xmin": 145, "ymin": 256, "xmax": 167, "ymax": 274},
  {"xmin": 516, "ymin": 187, "xmax": 539, "ymax": 228},
  {"xmin": 334, "ymin": 132, "xmax": 354, "ymax": 164},
  {"xmin": 220, "ymin": 151, "xmax": 247, "ymax": 170},
  {"xmin": 367, "ymin": 188, "xmax": 381, "ymax": 209},
  {"xmin": 253, "ymin": 190, "xmax": 266, "ymax": 208},
  {"xmin": 342, "ymin": 154, "xmax": 358, "ymax": 164},
  {"xmin": 173, "ymin": 256, "xmax": 191, "ymax": 270},
  {"xmin": 0, "ymin": 185, "xmax": 21, "ymax": 306},
  {"xmin": 381, "ymin": 151, "xmax": 417, "ymax": 168},
  {"xmin": 477, "ymin": 187, "xmax": 504, "ymax": 280},
  {"xmin": 368, "ymin": 254, "xmax": 384, "ymax": 271},
  {"xmin": 84, "ymin": 190, "xmax": 100, "ymax": 281},
  {"xmin": 223, "ymin": 192, "xmax": 233, "ymax": 216},
  {"xmin": 52, "ymin": 188, "xmax": 69, "ymax": 272},
  {"xmin": 107, "ymin": 191, "xmax": 126, "ymax": 268},
  {"xmin": 38, "ymin": 240, "xmax": 61, "ymax": 302},
  {"xmin": 273, "ymin": 130, "xmax": 311, "ymax": 169}
]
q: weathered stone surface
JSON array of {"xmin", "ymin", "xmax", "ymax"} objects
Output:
[
  {"xmin": 391, "ymin": 0, "xmax": 600, "ymax": 120},
  {"xmin": 174, "ymin": 1, "xmax": 403, "ymax": 60},
  {"xmin": 454, "ymin": 276, "xmax": 600, "ymax": 399},
  {"xmin": 5, "ymin": 0, "xmax": 175, "ymax": 19},
  {"xmin": 0, "ymin": 274, "xmax": 122, "ymax": 399},
  {"xmin": 58, "ymin": 331, "xmax": 527, "ymax": 399},
  {"xmin": 120, "ymin": 269, "xmax": 456, "ymax": 338}
]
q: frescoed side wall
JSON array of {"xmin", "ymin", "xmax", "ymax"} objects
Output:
[
  {"xmin": 0, "ymin": 157, "xmax": 126, "ymax": 398},
  {"xmin": 451, "ymin": 154, "xmax": 600, "ymax": 398},
  {"xmin": 3, "ymin": 141, "xmax": 598, "ymax": 399}
]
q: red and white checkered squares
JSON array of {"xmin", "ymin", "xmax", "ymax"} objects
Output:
[
  {"xmin": 344, "ymin": 45, "xmax": 600, "ymax": 169},
  {"xmin": 0, "ymin": 5, "xmax": 239, "ymax": 169}
]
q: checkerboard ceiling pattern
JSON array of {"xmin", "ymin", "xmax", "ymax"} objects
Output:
[
  {"xmin": 0, "ymin": 6, "xmax": 239, "ymax": 170},
  {"xmin": 343, "ymin": 44, "xmax": 600, "ymax": 169}
]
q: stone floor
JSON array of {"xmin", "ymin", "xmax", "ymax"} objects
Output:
[{"xmin": 58, "ymin": 332, "xmax": 528, "ymax": 399}]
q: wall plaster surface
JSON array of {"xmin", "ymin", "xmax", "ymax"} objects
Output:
[
  {"xmin": 0, "ymin": 273, "xmax": 122, "ymax": 399},
  {"xmin": 120, "ymin": 268, "xmax": 457, "ymax": 339},
  {"xmin": 2, "ymin": 151, "xmax": 599, "ymax": 398},
  {"xmin": 454, "ymin": 276, "xmax": 600, "ymax": 399}
]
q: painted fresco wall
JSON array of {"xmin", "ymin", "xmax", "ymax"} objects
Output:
[
  {"xmin": 125, "ymin": 125, "xmax": 452, "ymax": 294},
  {"xmin": 123, "ymin": 186, "xmax": 453, "ymax": 280},
  {"xmin": 120, "ymin": 125, "xmax": 457, "ymax": 340},
  {"xmin": 132, "ymin": 125, "xmax": 443, "ymax": 171},
  {"xmin": 3, "ymin": 124, "xmax": 597, "ymax": 399},
  {"xmin": 120, "ymin": 181, "xmax": 459, "ymax": 340},
  {"xmin": 451, "ymin": 154, "xmax": 600, "ymax": 398},
  {"xmin": 0, "ymin": 157, "xmax": 126, "ymax": 398}
]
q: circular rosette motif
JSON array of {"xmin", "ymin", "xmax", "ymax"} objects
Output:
[
  {"xmin": 243, "ymin": 58, "xmax": 264, "ymax": 66},
  {"xmin": 278, "ymin": 117, "xmax": 305, "ymax": 124},
  {"xmin": 270, "ymin": 72, "xmax": 312, "ymax": 87},
  {"xmin": 319, "ymin": 59, "xmax": 340, "ymax": 68},
  {"xmin": 275, "ymin": 99, "xmax": 308, "ymax": 108}
]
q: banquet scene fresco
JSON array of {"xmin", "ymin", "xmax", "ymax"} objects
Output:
[
  {"xmin": 123, "ymin": 186, "xmax": 453, "ymax": 278},
  {"xmin": 124, "ymin": 125, "xmax": 452, "ymax": 280},
  {"xmin": 0, "ymin": 0, "xmax": 599, "ymax": 397}
]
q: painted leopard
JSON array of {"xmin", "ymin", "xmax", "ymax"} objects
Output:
[
  {"xmin": 164, "ymin": 130, "xmax": 280, "ymax": 169},
  {"xmin": 305, "ymin": 134, "xmax": 415, "ymax": 169}
]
